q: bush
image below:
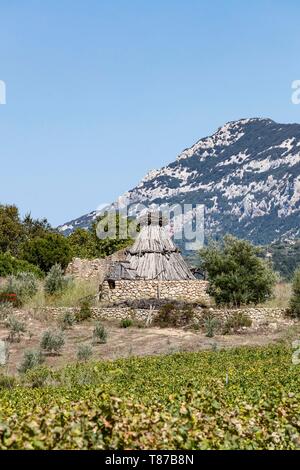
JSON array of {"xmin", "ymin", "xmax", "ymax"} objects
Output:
[
  {"xmin": 58, "ymin": 311, "xmax": 76, "ymax": 330},
  {"xmin": 0, "ymin": 373, "xmax": 15, "ymax": 389},
  {"xmin": 22, "ymin": 366, "xmax": 51, "ymax": 388},
  {"xmin": 40, "ymin": 329, "xmax": 65, "ymax": 355},
  {"xmin": 199, "ymin": 235, "xmax": 277, "ymax": 307},
  {"xmin": 120, "ymin": 318, "xmax": 133, "ymax": 328},
  {"xmin": 76, "ymin": 298, "xmax": 93, "ymax": 322},
  {"xmin": 222, "ymin": 311, "xmax": 252, "ymax": 335},
  {"xmin": 21, "ymin": 232, "xmax": 72, "ymax": 273},
  {"xmin": 5, "ymin": 315, "xmax": 26, "ymax": 342},
  {"xmin": 18, "ymin": 349, "xmax": 44, "ymax": 374},
  {"xmin": 0, "ymin": 301, "xmax": 14, "ymax": 322},
  {"xmin": 44, "ymin": 264, "xmax": 72, "ymax": 295},
  {"xmin": 77, "ymin": 344, "xmax": 93, "ymax": 362},
  {"xmin": 0, "ymin": 252, "xmax": 43, "ymax": 278},
  {"xmin": 92, "ymin": 322, "xmax": 107, "ymax": 344},
  {"xmin": 288, "ymin": 269, "xmax": 300, "ymax": 318},
  {"xmin": 154, "ymin": 303, "xmax": 195, "ymax": 328},
  {"xmin": 204, "ymin": 315, "xmax": 219, "ymax": 338},
  {"xmin": 1, "ymin": 272, "xmax": 38, "ymax": 306}
]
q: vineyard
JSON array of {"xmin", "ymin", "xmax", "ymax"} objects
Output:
[{"xmin": 0, "ymin": 344, "xmax": 300, "ymax": 449}]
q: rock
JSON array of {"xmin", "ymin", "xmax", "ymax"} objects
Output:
[{"xmin": 0, "ymin": 340, "xmax": 8, "ymax": 366}]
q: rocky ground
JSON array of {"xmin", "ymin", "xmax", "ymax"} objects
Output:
[{"xmin": 1, "ymin": 308, "xmax": 299, "ymax": 375}]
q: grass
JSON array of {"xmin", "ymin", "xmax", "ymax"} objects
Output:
[
  {"xmin": 24, "ymin": 279, "xmax": 99, "ymax": 309},
  {"xmin": 258, "ymin": 281, "xmax": 291, "ymax": 309}
]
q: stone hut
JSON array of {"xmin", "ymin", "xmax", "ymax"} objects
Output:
[{"xmin": 100, "ymin": 212, "xmax": 210, "ymax": 304}]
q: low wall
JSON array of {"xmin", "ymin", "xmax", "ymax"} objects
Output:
[
  {"xmin": 65, "ymin": 250, "xmax": 126, "ymax": 282},
  {"xmin": 101, "ymin": 279, "xmax": 211, "ymax": 304},
  {"xmin": 36, "ymin": 306, "xmax": 292, "ymax": 328}
]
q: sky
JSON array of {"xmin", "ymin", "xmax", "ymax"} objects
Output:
[{"xmin": 1, "ymin": 0, "xmax": 300, "ymax": 227}]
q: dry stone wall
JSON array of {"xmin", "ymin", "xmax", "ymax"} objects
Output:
[
  {"xmin": 65, "ymin": 250, "xmax": 126, "ymax": 282},
  {"xmin": 37, "ymin": 306, "xmax": 293, "ymax": 330},
  {"xmin": 101, "ymin": 279, "xmax": 211, "ymax": 304}
]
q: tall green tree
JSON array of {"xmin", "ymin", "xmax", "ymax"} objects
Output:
[
  {"xmin": 68, "ymin": 213, "xmax": 135, "ymax": 259},
  {"xmin": 0, "ymin": 205, "xmax": 24, "ymax": 255},
  {"xmin": 21, "ymin": 232, "xmax": 72, "ymax": 272},
  {"xmin": 199, "ymin": 235, "xmax": 276, "ymax": 306}
]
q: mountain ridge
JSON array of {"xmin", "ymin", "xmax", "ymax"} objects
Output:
[{"xmin": 58, "ymin": 117, "xmax": 300, "ymax": 245}]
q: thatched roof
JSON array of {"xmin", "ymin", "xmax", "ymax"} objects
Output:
[{"xmin": 126, "ymin": 224, "xmax": 195, "ymax": 281}]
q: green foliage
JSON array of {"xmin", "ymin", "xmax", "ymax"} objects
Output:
[
  {"xmin": 222, "ymin": 311, "xmax": 252, "ymax": 334},
  {"xmin": 0, "ymin": 345, "xmax": 299, "ymax": 449},
  {"xmin": 5, "ymin": 315, "xmax": 26, "ymax": 342},
  {"xmin": 77, "ymin": 344, "xmax": 93, "ymax": 362},
  {"xmin": 288, "ymin": 269, "xmax": 300, "ymax": 318},
  {"xmin": 0, "ymin": 301, "xmax": 14, "ymax": 322},
  {"xmin": 0, "ymin": 205, "xmax": 24, "ymax": 256},
  {"xmin": 200, "ymin": 235, "xmax": 277, "ymax": 306},
  {"xmin": 0, "ymin": 373, "xmax": 15, "ymax": 389},
  {"xmin": 1, "ymin": 272, "xmax": 38, "ymax": 306},
  {"xmin": 0, "ymin": 252, "xmax": 43, "ymax": 278},
  {"xmin": 92, "ymin": 322, "xmax": 107, "ymax": 344},
  {"xmin": 154, "ymin": 303, "xmax": 194, "ymax": 328},
  {"xmin": 40, "ymin": 330, "xmax": 65, "ymax": 355},
  {"xmin": 18, "ymin": 350, "xmax": 44, "ymax": 374},
  {"xmin": 58, "ymin": 311, "xmax": 76, "ymax": 330},
  {"xmin": 44, "ymin": 264, "xmax": 72, "ymax": 295},
  {"xmin": 120, "ymin": 318, "xmax": 133, "ymax": 328},
  {"xmin": 68, "ymin": 214, "xmax": 134, "ymax": 259},
  {"xmin": 76, "ymin": 299, "xmax": 93, "ymax": 322},
  {"xmin": 263, "ymin": 240, "xmax": 300, "ymax": 280},
  {"xmin": 21, "ymin": 232, "xmax": 72, "ymax": 272},
  {"xmin": 204, "ymin": 314, "xmax": 219, "ymax": 338}
]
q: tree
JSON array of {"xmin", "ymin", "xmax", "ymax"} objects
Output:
[
  {"xmin": 289, "ymin": 269, "xmax": 300, "ymax": 317},
  {"xmin": 68, "ymin": 213, "xmax": 135, "ymax": 259},
  {"xmin": 199, "ymin": 235, "xmax": 276, "ymax": 306},
  {"xmin": 0, "ymin": 205, "xmax": 24, "ymax": 255},
  {"xmin": 22, "ymin": 213, "xmax": 52, "ymax": 240},
  {"xmin": 21, "ymin": 232, "xmax": 72, "ymax": 272}
]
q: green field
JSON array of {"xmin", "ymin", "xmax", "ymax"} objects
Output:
[{"xmin": 0, "ymin": 344, "xmax": 300, "ymax": 449}]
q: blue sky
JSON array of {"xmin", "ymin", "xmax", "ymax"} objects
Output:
[{"xmin": 1, "ymin": 0, "xmax": 300, "ymax": 226}]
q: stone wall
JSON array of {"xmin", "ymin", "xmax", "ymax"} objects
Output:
[
  {"xmin": 65, "ymin": 250, "xmax": 126, "ymax": 282},
  {"xmin": 100, "ymin": 279, "xmax": 211, "ymax": 304},
  {"xmin": 35, "ymin": 306, "xmax": 293, "ymax": 329}
]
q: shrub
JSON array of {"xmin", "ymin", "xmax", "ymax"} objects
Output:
[
  {"xmin": 154, "ymin": 303, "xmax": 195, "ymax": 328},
  {"xmin": 204, "ymin": 314, "xmax": 219, "ymax": 338},
  {"xmin": 58, "ymin": 311, "xmax": 75, "ymax": 330},
  {"xmin": 120, "ymin": 318, "xmax": 133, "ymax": 328},
  {"xmin": 18, "ymin": 349, "xmax": 44, "ymax": 374},
  {"xmin": 92, "ymin": 322, "xmax": 107, "ymax": 344},
  {"xmin": 0, "ymin": 252, "xmax": 43, "ymax": 278},
  {"xmin": 22, "ymin": 366, "xmax": 51, "ymax": 388},
  {"xmin": 1, "ymin": 272, "xmax": 38, "ymax": 306},
  {"xmin": 0, "ymin": 373, "xmax": 15, "ymax": 389},
  {"xmin": 44, "ymin": 264, "xmax": 72, "ymax": 295},
  {"xmin": 199, "ymin": 235, "xmax": 277, "ymax": 306},
  {"xmin": 0, "ymin": 301, "xmax": 14, "ymax": 322},
  {"xmin": 222, "ymin": 311, "xmax": 252, "ymax": 335},
  {"xmin": 5, "ymin": 315, "xmax": 26, "ymax": 342},
  {"xmin": 77, "ymin": 344, "xmax": 93, "ymax": 362},
  {"xmin": 40, "ymin": 329, "xmax": 65, "ymax": 355},
  {"xmin": 76, "ymin": 298, "xmax": 92, "ymax": 322},
  {"xmin": 21, "ymin": 232, "xmax": 72, "ymax": 272},
  {"xmin": 288, "ymin": 269, "xmax": 300, "ymax": 318}
]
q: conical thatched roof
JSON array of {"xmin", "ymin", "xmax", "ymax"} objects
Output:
[{"xmin": 125, "ymin": 217, "xmax": 195, "ymax": 281}]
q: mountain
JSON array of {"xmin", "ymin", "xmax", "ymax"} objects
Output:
[{"xmin": 58, "ymin": 117, "xmax": 300, "ymax": 245}]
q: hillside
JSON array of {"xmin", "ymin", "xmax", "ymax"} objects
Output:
[{"xmin": 59, "ymin": 118, "xmax": 300, "ymax": 245}]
